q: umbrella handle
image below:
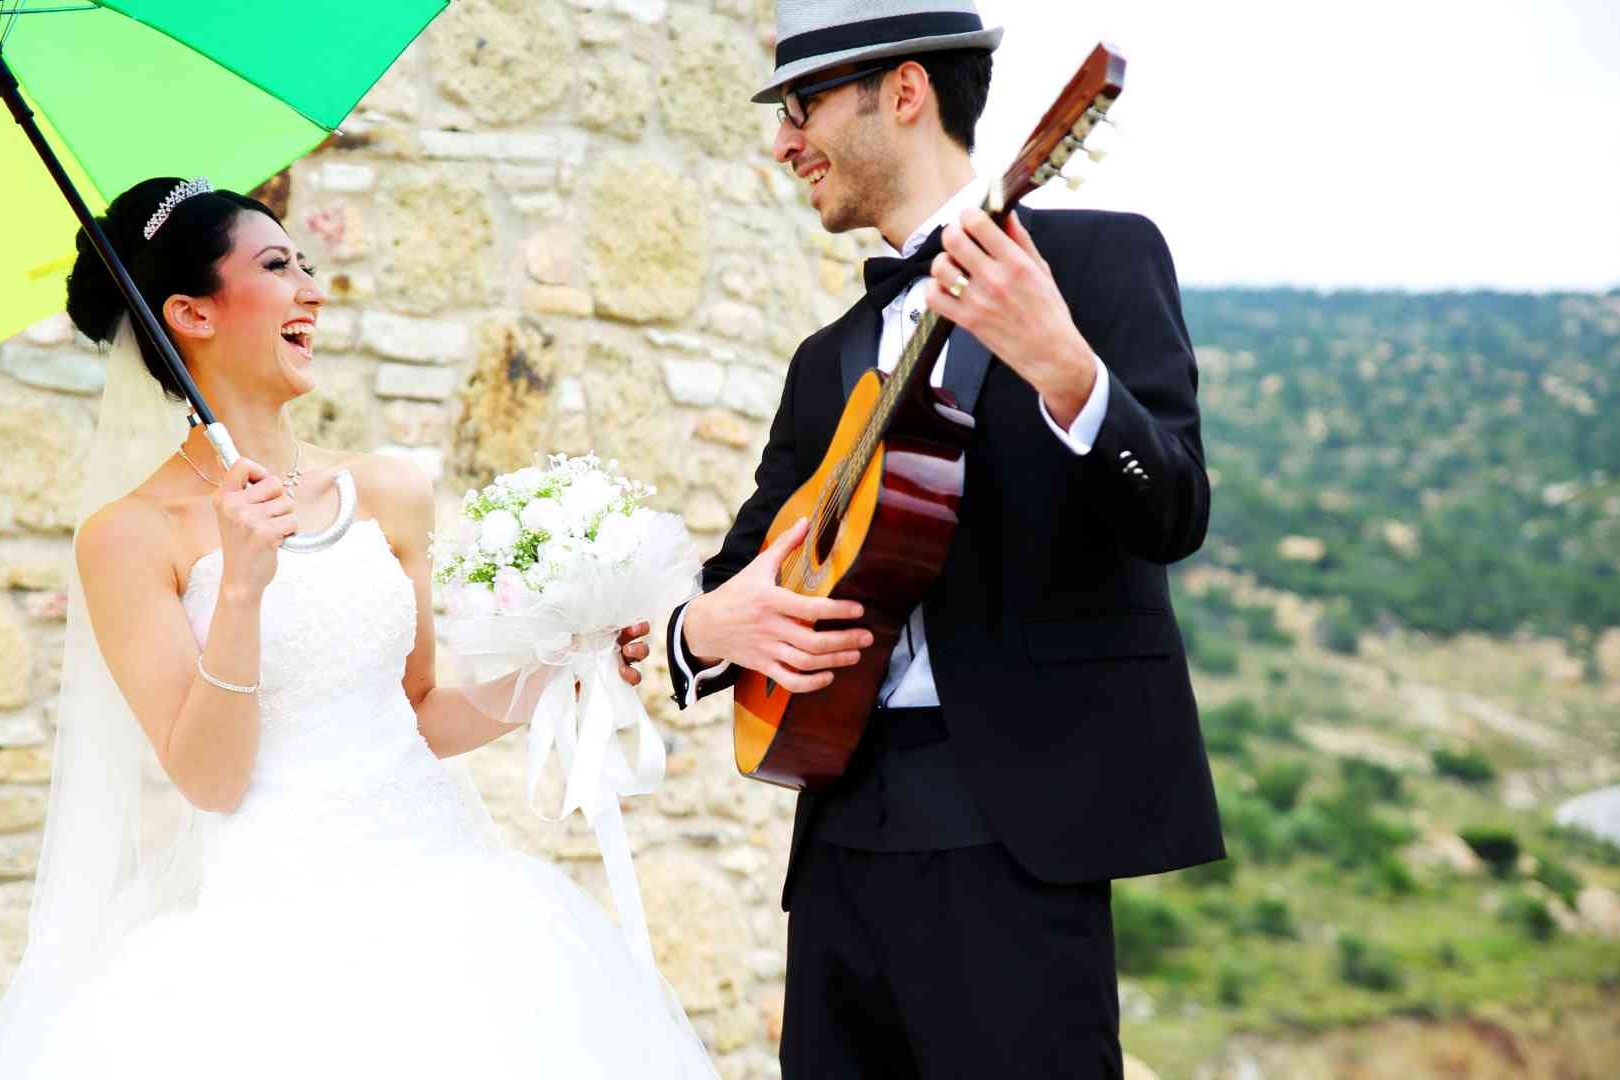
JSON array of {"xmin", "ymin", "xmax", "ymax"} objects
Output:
[
  {"xmin": 5, "ymin": 50, "xmax": 356, "ymax": 554},
  {"xmin": 201, "ymin": 420, "xmax": 357, "ymax": 554}
]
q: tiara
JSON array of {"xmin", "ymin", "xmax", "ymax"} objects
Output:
[{"xmin": 143, "ymin": 177, "xmax": 214, "ymax": 241}]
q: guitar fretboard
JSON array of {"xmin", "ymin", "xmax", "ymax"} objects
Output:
[{"xmin": 826, "ymin": 192, "xmax": 997, "ymax": 518}]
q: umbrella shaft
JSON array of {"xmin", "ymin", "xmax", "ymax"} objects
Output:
[{"xmin": 0, "ymin": 47, "xmax": 217, "ymax": 427}]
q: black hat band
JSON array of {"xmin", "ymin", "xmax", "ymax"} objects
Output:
[{"xmin": 775, "ymin": 12, "xmax": 986, "ymax": 68}]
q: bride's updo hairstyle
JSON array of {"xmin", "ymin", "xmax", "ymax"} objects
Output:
[{"xmin": 64, "ymin": 177, "xmax": 281, "ymax": 402}]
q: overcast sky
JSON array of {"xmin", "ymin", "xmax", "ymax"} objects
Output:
[{"xmin": 971, "ymin": 0, "xmax": 1620, "ymax": 291}]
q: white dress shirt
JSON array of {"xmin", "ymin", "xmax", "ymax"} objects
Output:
[{"xmin": 675, "ymin": 179, "xmax": 1111, "ymax": 707}]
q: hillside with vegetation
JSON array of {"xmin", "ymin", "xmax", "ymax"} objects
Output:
[
  {"xmin": 1182, "ymin": 289, "xmax": 1620, "ymax": 652},
  {"xmin": 1119, "ymin": 290, "xmax": 1620, "ymax": 1079}
]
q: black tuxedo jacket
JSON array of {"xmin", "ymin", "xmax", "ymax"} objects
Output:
[{"xmin": 668, "ymin": 208, "xmax": 1225, "ymax": 894}]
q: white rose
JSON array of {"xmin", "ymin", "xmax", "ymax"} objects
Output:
[
  {"xmin": 478, "ymin": 509, "xmax": 521, "ymax": 552},
  {"xmin": 561, "ymin": 471, "xmax": 617, "ymax": 524},
  {"xmin": 592, "ymin": 511, "xmax": 638, "ymax": 563},
  {"xmin": 505, "ymin": 466, "xmax": 545, "ymax": 494},
  {"xmin": 453, "ymin": 584, "xmax": 496, "ymax": 617},
  {"xmin": 522, "ymin": 562, "xmax": 552, "ymax": 592},
  {"xmin": 457, "ymin": 517, "xmax": 480, "ymax": 547},
  {"xmin": 546, "ymin": 536, "xmax": 586, "ymax": 578},
  {"xmin": 519, "ymin": 496, "xmax": 569, "ymax": 537}
]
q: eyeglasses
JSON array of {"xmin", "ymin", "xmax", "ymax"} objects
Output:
[{"xmin": 776, "ymin": 63, "xmax": 897, "ymax": 130}]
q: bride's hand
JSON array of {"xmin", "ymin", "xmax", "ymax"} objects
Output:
[
  {"xmin": 616, "ymin": 622, "xmax": 651, "ymax": 687},
  {"xmin": 215, "ymin": 457, "xmax": 298, "ymax": 600}
]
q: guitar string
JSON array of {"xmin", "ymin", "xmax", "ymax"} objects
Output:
[
  {"xmin": 766, "ymin": 83, "xmax": 1116, "ymax": 710},
  {"xmin": 782, "ymin": 240, "xmax": 970, "ymax": 591},
  {"xmin": 778, "ymin": 94, "xmax": 1113, "ymax": 587},
  {"xmin": 785, "ymin": 182, "xmax": 1009, "ymax": 590},
  {"xmin": 814, "ymin": 96, "xmax": 1116, "ymax": 532}
]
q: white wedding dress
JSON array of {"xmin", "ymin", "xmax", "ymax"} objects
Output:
[{"xmin": 4, "ymin": 518, "xmax": 715, "ymax": 1078}]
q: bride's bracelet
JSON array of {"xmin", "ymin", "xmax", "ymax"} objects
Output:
[{"xmin": 196, "ymin": 656, "xmax": 259, "ymax": 695}]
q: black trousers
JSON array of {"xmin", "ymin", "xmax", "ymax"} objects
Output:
[{"xmin": 780, "ymin": 839, "xmax": 1123, "ymax": 1079}]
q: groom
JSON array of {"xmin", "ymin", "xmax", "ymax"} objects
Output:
[{"xmin": 666, "ymin": 3, "xmax": 1224, "ymax": 1075}]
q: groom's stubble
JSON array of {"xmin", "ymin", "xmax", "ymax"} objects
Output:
[{"xmin": 818, "ymin": 93, "xmax": 905, "ymax": 236}]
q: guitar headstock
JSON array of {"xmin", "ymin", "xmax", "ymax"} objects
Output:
[{"xmin": 988, "ymin": 43, "xmax": 1126, "ymax": 215}]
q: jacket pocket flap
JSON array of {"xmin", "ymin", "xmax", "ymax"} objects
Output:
[{"xmin": 1022, "ymin": 612, "xmax": 1179, "ymax": 664}]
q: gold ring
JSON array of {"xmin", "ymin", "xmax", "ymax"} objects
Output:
[{"xmin": 947, "ymin": 274, "xmax": 969, "ymax": 299}]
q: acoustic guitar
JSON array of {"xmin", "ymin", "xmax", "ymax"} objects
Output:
[{"xmin": 734, "ymin": 43, "xmax": 1127, "ymax": 790}]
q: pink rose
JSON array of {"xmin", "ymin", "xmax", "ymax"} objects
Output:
[{"xmin": 493, "ymin": 568, "xmax": 529, "ymax": 612}]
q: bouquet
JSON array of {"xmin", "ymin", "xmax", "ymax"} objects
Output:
[{"xmin": 434, "ymin": 453, "xmax": 699, "ymax": 975}]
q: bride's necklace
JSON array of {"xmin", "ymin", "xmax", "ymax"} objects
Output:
[{"xmin": 176, "ymin": 434, "xmax": 303, "ymax": 496}]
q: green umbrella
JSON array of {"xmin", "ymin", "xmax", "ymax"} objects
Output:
[
  {"xmin": 1, "ymin": 0, "xmax": 444, "ymax": 342},
  {"xmin": 0, "ymin": 0, "xmax": 445, "ymax": 550}
]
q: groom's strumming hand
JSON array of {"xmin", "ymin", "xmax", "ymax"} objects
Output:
[{"xmin": 682, "ymin": 518, "xmax": 871, "ymax": 695}]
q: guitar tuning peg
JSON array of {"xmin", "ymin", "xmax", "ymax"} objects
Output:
[
  {"xmin": 1066, "ymin": 172, "xmax": 1086, "ymax": 192},
  {"xmin": 1082, "ymin": 122, "xmax": 1123, "ymax": 163}
]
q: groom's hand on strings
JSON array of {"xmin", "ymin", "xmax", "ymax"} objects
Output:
[
  {"xmin": 928, "ymin": 209, "xmax": 1100, "ymax": 428},
  {"xmin": 683, "ymin": 518, "xmax": 871, "ymax": 694},
  {"xmin": 617, "ymin": 622, "xmax": 651, "ymax": 687}
]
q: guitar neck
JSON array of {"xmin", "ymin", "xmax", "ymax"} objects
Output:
[
  {"xmin": 834, "ymin": 192, "xmax": 1009, "ymax": 503},
  {"xmin": 887, "ymin": 192, "xmax": 1014, "ymax": 411}
]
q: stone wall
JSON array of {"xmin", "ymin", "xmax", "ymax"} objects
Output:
[{"xmin": 0, "ymin": 3, "xmax": 872, "ymax": 1075}]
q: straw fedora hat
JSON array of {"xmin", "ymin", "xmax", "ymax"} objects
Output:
[{"xmin": 753, "ymin": 0, "xmax": 1003, "ymax": 104}]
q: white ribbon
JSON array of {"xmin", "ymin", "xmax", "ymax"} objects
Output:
[
  {"xmin": 516, "ymin": 629, "xmax": 665, "ymax": 979},
  {"xmin": 437, "ymin": 506, "xmax": 699, "ymax": 992}
]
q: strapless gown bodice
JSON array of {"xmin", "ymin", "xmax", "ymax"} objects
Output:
[{"xmin": 178, "ymin": 519, "xmax": 479, "ymax": 896}]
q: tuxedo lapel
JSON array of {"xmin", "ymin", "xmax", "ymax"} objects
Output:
[
  {"xmin": 840, "ymin": 302, "xmax": 880, "ymax": 400},
  {"xmin": 842, "ymin": 293, "xmax": 993, "ymax": 413},
  {"xmin": 943, "ymin": 327, "xmax": 992, "ymax": 415}
]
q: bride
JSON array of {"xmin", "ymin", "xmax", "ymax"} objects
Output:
[{"xmin": 0, "ymin": 177, "xmax": 717, "ymax": 1077}]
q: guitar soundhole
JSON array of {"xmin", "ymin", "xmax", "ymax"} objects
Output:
[{"xmin": 813, "ymin": 508, "xmax": 840, "ymax": 565}]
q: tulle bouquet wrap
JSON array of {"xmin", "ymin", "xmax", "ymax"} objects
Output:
[{"xmin": 434, "ymin": 454, "xmax": 698, "ymax": 973}]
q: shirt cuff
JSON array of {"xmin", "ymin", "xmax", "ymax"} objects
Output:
[
  {"xmin": 1038, "ymin": 358, "xmax": 1111, "ymax": 456},
  {"xmin": 672, "ymin": 602, "xmax": 731, "ymax": 709}
]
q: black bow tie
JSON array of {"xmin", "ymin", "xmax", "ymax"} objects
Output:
[{"xmin": 862, "ymin": 227, "xmax": 946, "ymax": 310}]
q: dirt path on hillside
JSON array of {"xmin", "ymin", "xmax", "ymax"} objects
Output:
[{"xmin": 1193, "ymin": 996, "xmax": 1620, "ymax": 1079}]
